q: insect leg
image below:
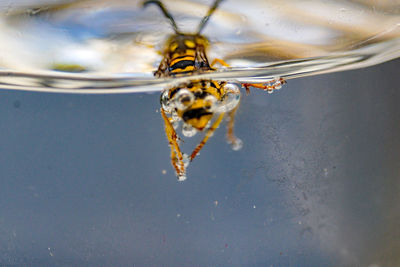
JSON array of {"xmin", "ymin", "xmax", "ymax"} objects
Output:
[
  {"xmin": 242, "ymin": 78, "xmax": 286, "ymax": 94},
  {"xmin": 154, "ymin": 55, "xmax": 170, "ymax": 77},
  {"xmin": 226, "ymin": 103, "xmax": 242, "ymax": 151},
  {"xmin": 195, "ymin": 45, "xmax": 213, "ymax": 71},
  {"xmin": 190, "ymin": 113, "xmax": 225, "ymax": 161},
  {"xmin": 161, "ymin": 108, "xmax": 186, "ymax": 177},
  {"xmin": 211, "ymin": 58, "xmax": 230, "ymax": 68}
]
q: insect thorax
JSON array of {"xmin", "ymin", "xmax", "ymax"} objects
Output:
[{"xmin": 161, "ymin": 34, "xmax": 212, "ymax": 76}]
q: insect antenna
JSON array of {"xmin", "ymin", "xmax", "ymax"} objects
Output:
[
  {"xmin": 196, "ymin": 0, "xmax": 224, "ymax": 34},
  {"xmin": 142, "ymin": 0, "xmax": 180, "ymax": 34}
]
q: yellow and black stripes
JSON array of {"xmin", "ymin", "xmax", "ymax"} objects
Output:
[
  {"xmin": 162, "ymin": 34, "xmax": 212, "ymax": 76},
  {"xmin": 143, "ymin": 0, "xmax": 221, "ymax": 77},
  {"xmin": 167, "ymin": 80, "xmax": 224, "ymax": 101},
  {"xmin": 166, "ymin": 80, "xmax": 225, "ymax": 131}
]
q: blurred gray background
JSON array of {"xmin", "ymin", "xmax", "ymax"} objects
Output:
[{"xmin": 0, "ymin": 59, "xmax": 399, "ymax": 266}]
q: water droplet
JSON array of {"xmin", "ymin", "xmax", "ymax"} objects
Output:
[
  {"xmin": 230, "ymin": 138, "xmax": 243, "ymax": 151},
  {"xmin": 182, "ymin": 123, "xmax": 197, "ymax": 137}
]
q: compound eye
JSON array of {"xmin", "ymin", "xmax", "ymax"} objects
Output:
[
  {"xmin": 204, "ymin": 95, "xmax": 218, "ymax": 111},
  {"xmin": 174, "ymin": 89, "xmax": 195, "ymax": 110}
]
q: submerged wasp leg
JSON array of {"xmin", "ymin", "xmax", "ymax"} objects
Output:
[
  {"xmin": 190, "ymin": 113, "xmax": 225, "ymax": 161},
  {"xmin": 226, "ymin": 104, "xmax": 242, "ymax": 151},
  {"xmin": 161, "ymin": 108, "xmax": 186, "ymax": 180},
  {"xmin": 242, "ymin": 78, "xmax": 287, "ymax": 94}
]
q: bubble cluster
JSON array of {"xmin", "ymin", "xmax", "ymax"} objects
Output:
[{"xmin": 269, "ymin": 77, "xmax": 284, "ymax": 93}]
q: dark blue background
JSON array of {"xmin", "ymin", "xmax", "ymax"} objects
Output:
[{"xmin": 0, "ymin": 59, "xmax": 399, "ymax": 266}]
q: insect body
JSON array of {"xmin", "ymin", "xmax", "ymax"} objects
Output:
[
  {"xmin": 160, "ymin": 78, "xmax": 241, "ymax": 180},
  {"xmin": 143, "ymin": 0, "xmax": 284, "ymax": 181},
  {"xmin": 143, "ymin": 0, "xmax": 222, "ymax": 78},
  {"xmin": 154, "ymin": 34, "xmax": 212, "ymax": 77}
]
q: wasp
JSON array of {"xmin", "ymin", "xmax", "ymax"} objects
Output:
[{"xmin": 143, "ymin": 0, "xmax": 285, "ymax": 181}]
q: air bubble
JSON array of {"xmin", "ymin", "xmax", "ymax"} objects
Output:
[
  {"xmin": 171, "ymin": 111, "xmax": 180, "ymax": 121},
  {"xmin": 273, "ymin": 82, "xmax": 282, "ymax": 90},
  {"xmin": 182, "ymin": 153, "xmax": 190, "ymax": 168},
  {"xmin": 204, "ymin": 95, "xmax": 218, "ymax": 112},
  {"xmin": 182, "ymin": 123, "xmax": 197, "ymax": 137},
  {"xmin": 272, "ymin": 77, "xmax": 283, "ymax": 90},
  {"xmin": 177, "ymin": 174, "xmax": 187, "ymax": 181},
  {"xmin": 230, "ymin": 138, "xmax": 243, "ymax": 151},
  {"xmin": 174, "ymin": 89, "xmax": 194, "ymax": 110},
  {"xmin": 205, "ymin": 120, "xmax": 212, "ymax": 129},
  {"xmin": 215, "ymin": 83, "xmax": 241, "ymax": 113},
  {"xmin": 225, "ymin": 83, "xmax": 240, "ymax": 93},
  {"xmin": 160, "ymin": 90, "xmax": 173, "ymax": 112}
]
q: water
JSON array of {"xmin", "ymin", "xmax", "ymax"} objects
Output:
[
  {"xmin": 1, "ymin": 1, "xmax": 400, "ymax": 266},
  {"xmin": 0, "ymin": 0, "xmax": 398, "ymax": 93}
]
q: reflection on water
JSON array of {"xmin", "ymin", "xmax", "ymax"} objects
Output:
[{"xmin": 0, "ymin": 0, "xmax": 398, "ymax": 92}]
